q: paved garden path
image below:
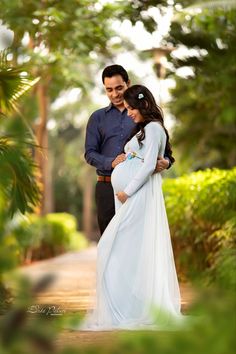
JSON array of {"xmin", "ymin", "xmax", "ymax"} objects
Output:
[{"xmin": 18, "ymin": 246, "xmax": 195, "ymax": 349}]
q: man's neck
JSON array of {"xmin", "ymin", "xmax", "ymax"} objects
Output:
[{"xmin": 113, "ymin": 103, "xmax": 126, "ymax": 112}]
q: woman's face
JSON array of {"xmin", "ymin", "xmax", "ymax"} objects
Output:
[{"xmin": 124, "ymin": 100, "xmax": 144, "ymax": 123}]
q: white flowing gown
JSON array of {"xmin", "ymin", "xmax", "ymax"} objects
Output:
[{"xmin": 80, "ymin": 122, "xmax": 182, "ymax": 330}]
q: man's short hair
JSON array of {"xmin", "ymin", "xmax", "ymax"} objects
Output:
[{"xmin": 102, "ymin": 64, "xmax": 129, "ymax": 84}]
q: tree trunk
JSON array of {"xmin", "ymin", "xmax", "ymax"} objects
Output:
[{"xmin": 36, "ymin": 82, "xmax": 53, "ymax": 215}]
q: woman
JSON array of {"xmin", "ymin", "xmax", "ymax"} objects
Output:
[{"xmin": 80, "ymin": 85, "xmax": 182, "ymax": 330}]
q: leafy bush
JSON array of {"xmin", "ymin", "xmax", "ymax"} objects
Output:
[
  {"xmin": 163, "ymin": 168, "xmax": 236, "ymax": 282},
  {"xmin": 6, "ymin": 213, "xmax": 88, "ymax": 264}
]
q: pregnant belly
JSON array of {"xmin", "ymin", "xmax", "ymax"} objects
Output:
[{"xmin": 111, "ymin": 159, "xmax": 142, "ymax": 192}]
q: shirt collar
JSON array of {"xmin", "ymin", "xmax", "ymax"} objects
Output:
[
  {"xmin": 105, "ymin": 103, "xmax": 127, "ymax": 114},
  {"xmin": 105, "ymin": 103, "xmax": 113, "ymax": 112}
]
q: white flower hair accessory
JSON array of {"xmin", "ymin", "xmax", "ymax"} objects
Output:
[{"xmin": 138, "ymin": 93, "xmax": 144, "ymax": 99}]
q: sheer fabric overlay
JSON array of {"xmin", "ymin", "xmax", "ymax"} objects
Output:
[{"xmin": 79, "ymin": 122, "xmax": 183, "ymax": 330}]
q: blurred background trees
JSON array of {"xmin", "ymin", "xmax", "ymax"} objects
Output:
[
  {"xmin": 0, "ymin": 0, "xmax": 122, "ymax": 215},
  {"xmin": 0, "ymin": 0, "xmax": 172, "ymax": 237},
  {"xmin": 0, "ymin": 1, "xmax": 235, "ymax": 353},
  {"xmin": 167, "ymin": 3, "xmax": 236, "ymax": 171},
  {"xmin": 0, "ymin": 0, "xmax": 235, "ymax": 261}
]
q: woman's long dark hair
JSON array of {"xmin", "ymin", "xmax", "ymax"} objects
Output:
[{"xmin": 123, "ymin": 84, "xmax": 175, "ymax": 164}]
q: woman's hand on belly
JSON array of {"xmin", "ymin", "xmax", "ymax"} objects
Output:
[{"xmin": 116, "ymin": 191, "xmax": 129, "ymax": 204}]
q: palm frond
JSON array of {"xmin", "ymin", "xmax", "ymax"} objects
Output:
[
  {"xmin": 0, "ymin": 136, "xmax": 41, "ymax": 217},
  {"xmin": 0, "ymin": 50, "xmax": 40, "ymax": 115},
  {"xmin": 0, "ymin": 50, "xmax": 41, "ymax": 216}
]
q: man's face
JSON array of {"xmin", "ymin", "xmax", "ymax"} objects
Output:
[{"xmin": 104, "ymin": 75, "xmax": 129, "ymax": 109}]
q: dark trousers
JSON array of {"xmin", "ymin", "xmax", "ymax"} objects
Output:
[{"xmin": 95, "ymin": 181, "xmax": 115, "ymax": 238}]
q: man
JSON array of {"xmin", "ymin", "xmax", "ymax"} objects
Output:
[{"xmin": 85, "ymin": 64, "xmax": 171, "ymax": 237}]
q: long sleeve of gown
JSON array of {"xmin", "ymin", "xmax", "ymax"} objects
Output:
[{"xmin": 124, "ymin": 123, "xmax": 166, "ymax": 197}]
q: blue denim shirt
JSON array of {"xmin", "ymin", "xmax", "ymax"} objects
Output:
[
  {"xmin": 85, "ymin": 103, "xmax": 171, "ymax": 176},
  {"xmin": 85, "ymin": 104, "xmax": 135, "ymax": 176}
]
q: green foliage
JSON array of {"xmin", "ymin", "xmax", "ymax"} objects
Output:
[
  {"xmin": 1, "ymin": 240, "xmax": 235, "ymax": 354},
  {"xmin": 0, "ymin": 0, "xmax": 140, "ymax": 94},
  {"xmin": 163, "ymin": 168, "xmax": 236, "ymax": 281},
  {"xmin": 117, "ymin": 0, "xmax": 167, "ymax": 33},
  {"xmin": 0, "ymin": 50, "xmax": 39, "ymax": 116},
  {"xmin": 9, "ymin": 213, "xmax": 88, "ymax": 264},
  {"xmin": 0, "ymin": 136, "xmax": 40, "ymax": 217},
  {"xmin": 105, "ymin": 286, "xmax": 235, "ymax": 354},
  {"xmin": 0, "ymin": 49, "xmax": 40, "ymax": 217},
  {"xmin": 0, "ymin": 211, "xmax": 87, "ymax": 311},
  {"xmin": 0, "ymin": 46, "xmax": 41, "ymax": 310},
  {"xmin": 0, "ymin": 276, "xmax": 235, "ymax": 354},
  {"xmin": 0, "ymin": 0, "xmax": 179, "ymax": 98},
  {"xmin": 0, "ymin": 275, "xmax": 60, "ymax": 353},
  {"xmin": 167, "ymin": 6, "xmax": 236, "ymax": 170}
]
